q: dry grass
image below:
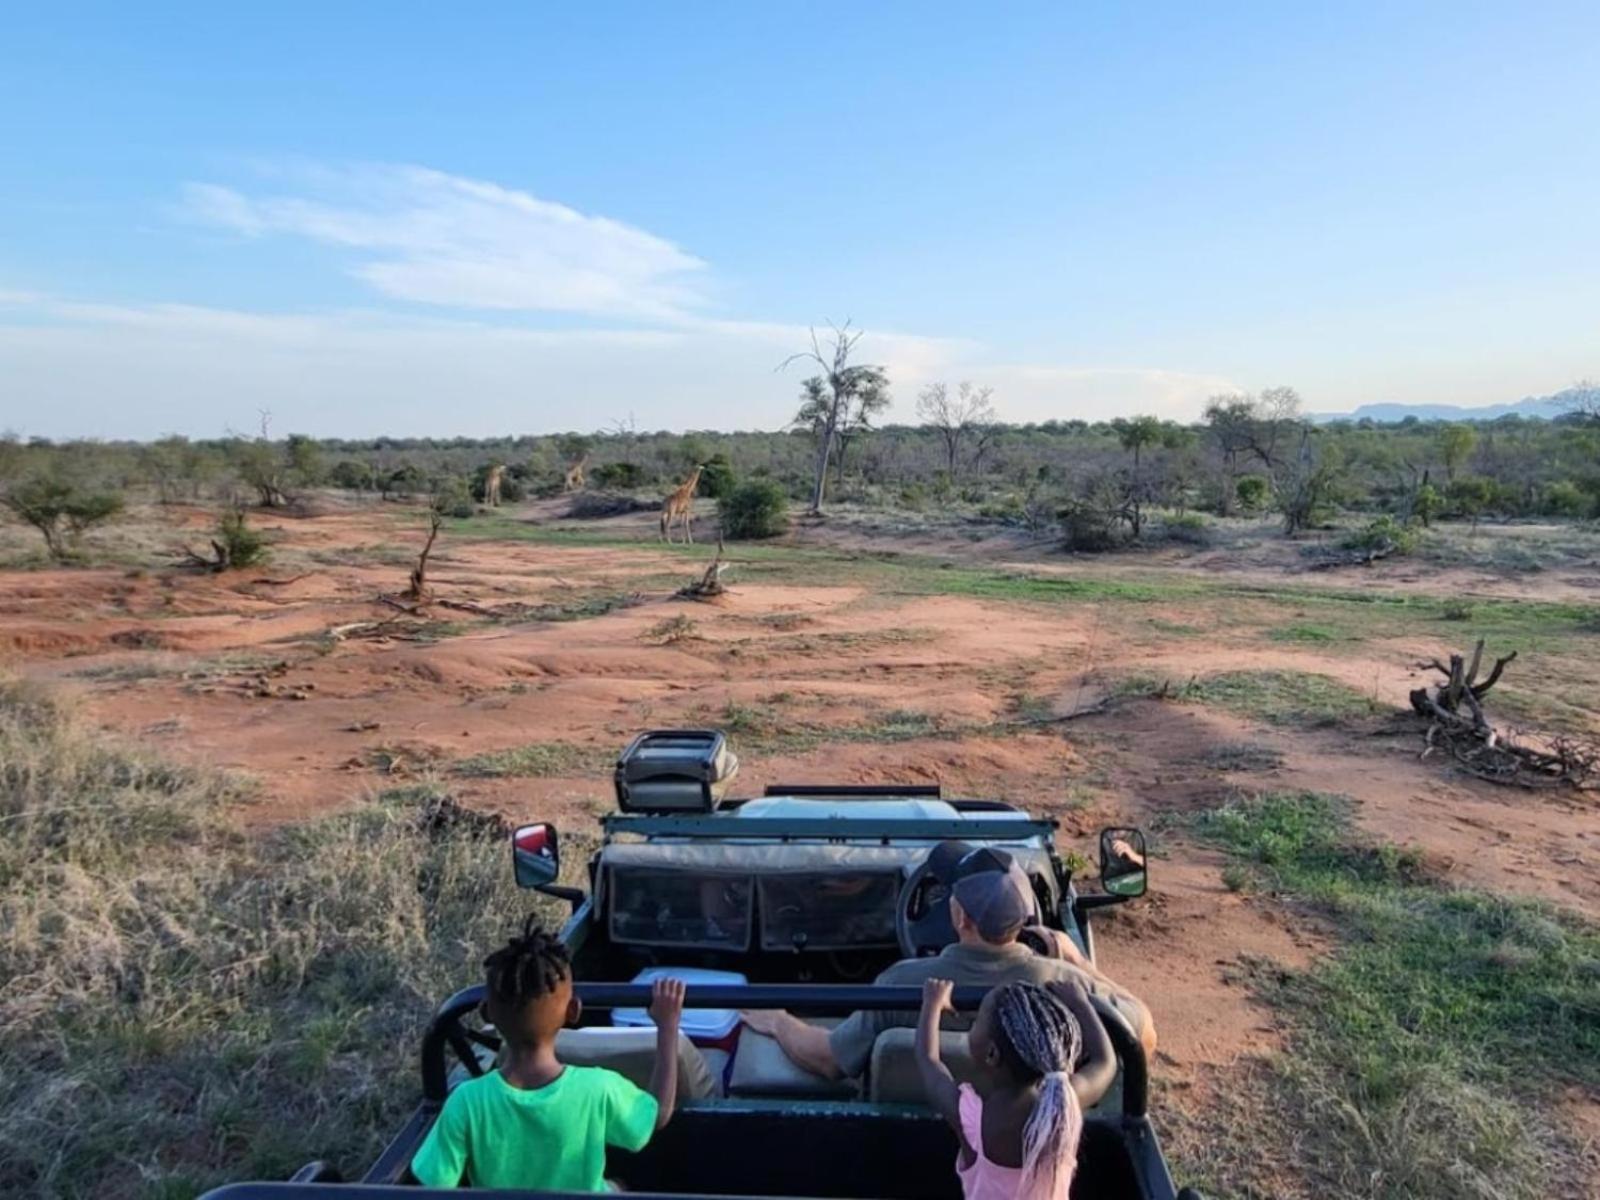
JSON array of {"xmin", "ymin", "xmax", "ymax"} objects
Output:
[{"xmin": 0, "ymin": 678, "xmax": 550, "ymax": 1198}]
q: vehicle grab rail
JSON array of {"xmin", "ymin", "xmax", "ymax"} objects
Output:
[{"xmin": 421, "ymin": 982, "xmax": 1148, "ymax": 1118}]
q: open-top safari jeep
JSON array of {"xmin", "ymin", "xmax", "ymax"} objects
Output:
[{"xmin": 205, "ymin": 730, "xmax": 1197, "ymax": 1200}]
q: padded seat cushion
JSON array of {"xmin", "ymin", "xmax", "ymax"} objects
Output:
[
  {"xmin": 555, "ymin": 1027, "xmax": 719, "ymax": 1100},
  {"xmin": 727, "ymin": 1029, "xmax": 858, "ymax": 1098},
  {"xmin": 868, "ymin": 1028, "xmax": 980, "ymax": 1105}
]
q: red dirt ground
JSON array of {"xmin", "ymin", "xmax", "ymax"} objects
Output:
[{"xmin": 5, "ymin": 500, "xmax": 1597, "ymax": 1183}]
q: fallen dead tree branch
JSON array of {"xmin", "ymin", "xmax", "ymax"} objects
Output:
[
  {"xmin": 174, "ymin": 540, "xmax": 234, "ymax": 572},
  {"xmin": 1410, "ymin": 639, "xmax": 1596, "ymax": 789},
  {"xmin": 678, "ymin": 537, "xmax": 729, "ymax": 600},
  {"xmin": 1305, "ymin": 542, "xmax": 1402, "ymax": 571}
]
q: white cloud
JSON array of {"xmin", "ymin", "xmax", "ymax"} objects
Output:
[
  {"xmin": 1, "ymin": 161, "xmax": 1240, "ymax": 436},
  {"xmin": 182, "ymin": 165, "xmax": 709, "ymax": 320}
]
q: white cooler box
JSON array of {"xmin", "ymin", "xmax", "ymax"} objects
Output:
[{"xmin": 612, "ymin": 966, "xmax": 747, "ymax": 1055}]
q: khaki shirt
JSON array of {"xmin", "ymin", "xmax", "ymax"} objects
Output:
[{"xmin": 826, "ymin": 940, "xmax": 1152, "ymax": 1078}]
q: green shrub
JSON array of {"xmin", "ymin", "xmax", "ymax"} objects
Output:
[
  {"xmin": 1236, "ymin": 474, "xmax": 1270, "ymax": 512},
  {"xmin": 1341, "ymin": 514, "xmax": 1419, "ymax": 556},
  {"xmin": 1542, "ymin": 480, "xmax": 1590, "ymax": 518},
  {"xmin": 1160, "ymin": 513, "xmax": 1210, "ymax": 545},
  {"xmin": 591, "ymin": 462, "xmax": 645, "ymax": 489},
  {"xmin": 718, "ymin": 479, "xmax": 790, "ymax": 539},
  {"xmin": 216, "ymin": 508, "xmax": 267, "ymax": 570},
  {"xmin": 1412, "ymin": 482, "xmax": 1443, "ymax": 526},
  {"xmin": 329, "ymin": 459, "xmax": 377, "ymax": 492},
  {"xmin": 698, "ymin": 453, "xmax": 736, "ymax": 499},
  {"xmin": 1057, "ymin": 501, "xmax": 1121, "ymax": 552}
]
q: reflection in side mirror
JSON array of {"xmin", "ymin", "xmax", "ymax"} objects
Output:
[
  {"xmin": 512, "ymin": 823, "xmax": 560, "ymax": 889},
  {"xmin": 1099, "ymin": 826, "xmax": 1148, "ymax": 899}
]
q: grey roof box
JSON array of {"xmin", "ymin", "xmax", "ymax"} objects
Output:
[{"xmin": 614, "ymin": 729, "xmax": 740, "ymax": 813}]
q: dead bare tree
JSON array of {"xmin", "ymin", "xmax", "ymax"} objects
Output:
[
  {"xmin": 780, "ymin": 322, "xmax": 889, "ymax": 515},
  {"xmin": 679, "ymin": 535, "xmax": 729, "ymax": 600},
  {"xmin": 917, "ymin": 381, "xmax": 997, "ymax": 480},
  {"xmin": 406, "ymin": 509, "xmax": 443, "ymax": 601},
  {"xmin": 1411, "ymin": 640, "xmax": 1597, "ymax": 788}
]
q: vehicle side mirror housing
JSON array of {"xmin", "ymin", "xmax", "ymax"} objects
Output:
[
  {"xmin": 1099, "ymin": 826, "xmax": 1148, "ymax": 899},
  {"xmin": 512, "ymin": 823, "xmax": 560, "ymax": 889}
]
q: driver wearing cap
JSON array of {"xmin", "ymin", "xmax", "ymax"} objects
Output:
[{"xmin": 741, "ymin": 842, "xmax": 1155, "ymax": 1082}]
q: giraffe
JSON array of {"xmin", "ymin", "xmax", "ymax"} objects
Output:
[
  {"xmin": 563, "ymin": 454, "xmax": 590, "ymax": 493},
  {"xmin": 483, "ymin": 463, "xmax": 505, "ymax": 507},
  {"xmin": 659, "ymin": 465, "xmax": 705, "ymax": 544}
]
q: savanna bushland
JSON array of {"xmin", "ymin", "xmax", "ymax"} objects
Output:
[{"xmin": 3, "ymin": 374, "xmax": 1599, "ymax": 1200}]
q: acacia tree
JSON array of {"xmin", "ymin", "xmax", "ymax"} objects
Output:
[
  {"xmin": 1203, "ymin": 395, "xmax": 1257, "ymax": 514},
  {"xmin": 2, "ymin": 476, "xmax": 124, "ymax": 560},
  {"xmin": 1438, "ymin": 423, "xmax": 1477, "ymax": 481},
  {"xmin": 916, "ymin": 381, "xmax": 997, "ymax": 480},
  {"xmin": 781, "ymin": 323, "xmax": 889, "ymax": 514},
  {"xmin": 1110, "ymin": 415, "xmax": 1163, "ymax": 538},
  {"xmin": 1111, "ymin": 415, "xmax": 1163, "ymax": 470}
]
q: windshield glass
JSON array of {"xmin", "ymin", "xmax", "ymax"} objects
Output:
[
  {"xmin": 610, "ymin": 867, "xmax": 753, "ymax": 948},
  {"xmin": 759, "ymin": 871, "xmax": 901, "ymax": 951}
]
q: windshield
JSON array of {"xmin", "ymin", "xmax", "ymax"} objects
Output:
[
  {"xmin": 608, "ymin": 864, "xmax": 904, "ymax": 951},
  {"xmin": 609, "ymin": 867, "xmax": 753, "ymax": 949},
  {"xmin": 759, "ymin": 871, "xmax": 901, "ymax": 951}
]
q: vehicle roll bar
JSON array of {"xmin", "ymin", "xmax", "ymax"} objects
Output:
[{"xmin": 421, "ymin": 982, "xmax": 1148, "ymax": 1118}]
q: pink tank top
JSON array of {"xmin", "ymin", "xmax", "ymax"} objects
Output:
[{"xmin": 954, "ymin": 1084, "xmax": 1074, "ymax": 1200}]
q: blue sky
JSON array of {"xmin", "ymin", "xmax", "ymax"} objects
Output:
[{"xmin": 2, "ymin": 2, "xmax": 1596, "ymax": 438}]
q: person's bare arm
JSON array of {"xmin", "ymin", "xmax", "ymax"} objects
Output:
[
  {"xmin": 1045, "ymin": 932, "xmax": 1159, "ymax": 1056},
  {"xmin": 647, "ymin": 978, "xmax": 686, "ymax": 1129},
  {"xmin": 1046, "ymin": 979, "xmax": 1115, "ymax": 1107},
  {"xmin": 913, "ymin": 978, "xmax": 966, "ymax": 1145},
  {"xmin": 739, "ymin": 1008, "xmax": 844, "ymax": 1080}
]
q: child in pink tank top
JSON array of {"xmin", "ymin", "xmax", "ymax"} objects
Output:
[{"xmin": 916, "ymin": 977, "xmax": 1115, "ymax": 1200}]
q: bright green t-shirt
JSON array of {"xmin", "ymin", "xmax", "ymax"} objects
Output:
[{"xmin": 410, "ymin": 1065, "xmax": 659, "ymax": 1191}]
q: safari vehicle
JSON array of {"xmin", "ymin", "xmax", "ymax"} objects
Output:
[{"xmin": 205, "ymin": 730, "xmax": 1199, "ymax": 1200}]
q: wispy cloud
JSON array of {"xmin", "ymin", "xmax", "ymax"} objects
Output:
[
  {"xmin": 182, "ymin": 164, "xmax": 709, "ymax": 320},
  {"xmin": 2, "ymin": 160, "xmax": 1243, "ymax": 436}
]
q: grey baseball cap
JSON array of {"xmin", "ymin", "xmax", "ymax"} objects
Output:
[{"xmin": 950, "ymin": 848, "xmax": 1035, "ymax": 940}]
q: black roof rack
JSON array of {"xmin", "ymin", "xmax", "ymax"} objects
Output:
[{"xmin": 762, "ymin": 783, "xmax": 941, "ymax": 798}]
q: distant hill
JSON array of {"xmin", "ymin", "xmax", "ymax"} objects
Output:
[{"xmin": 1312, "ymin": 388, "xmax": 1586, "ymax": 424}]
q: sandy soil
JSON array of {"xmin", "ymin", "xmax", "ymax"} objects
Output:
[{"xmin": 4, "ymin": 497, "xmax": 1597, "ymax": 1181}]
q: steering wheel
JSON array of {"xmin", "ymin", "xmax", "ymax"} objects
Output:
[
  {"xmin": 895, "ymin": 855, "xmax": 958, "ymax": 958},
  {"xmin": 422, "ymin": 988, "xmax": 504, "ymax": 1101}
]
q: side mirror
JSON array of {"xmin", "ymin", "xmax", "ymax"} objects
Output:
[
  {"xmin": 1099, "ymin": 827, "xmax": 1148, "ymax": 899},
  {"xmin": 512, "ymin": 823, "xmax": 560, "ymax": 889}
]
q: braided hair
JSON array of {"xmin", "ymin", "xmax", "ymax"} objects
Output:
[
  {"xmin": 992, "ymin": 982, "xmax": 1085, "ymax": 1200},
  {"xmin": 483, "ymin": 917, "xmax": 571, "ymax": 1007}
]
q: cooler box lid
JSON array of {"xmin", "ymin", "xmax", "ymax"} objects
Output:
[{"xmin": 612, "ymin": 966, "xmax": 748, "ymax": 1041}]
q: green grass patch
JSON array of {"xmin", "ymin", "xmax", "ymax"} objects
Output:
[
  {"xmin": 451, "ymin": 741, "xmax": 608, "ymax": 779},
  {"xmin": 1487, "ymin": 687, "xmax": 1600, "ymax": 735},
  {"xmin": 1267, "ymin": 623, "xmax": 1346, "ymax": 644},
  {"xmin": 1193, "ymin": 791, "xmax": 1600, "ymax": 1199},
  {"xmin": 1121, "ymin": 669, "xmax": 1381, "ymax": 727}
]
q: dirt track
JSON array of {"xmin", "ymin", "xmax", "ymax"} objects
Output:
[{"xmin": 4, "ymin": 498, "xmax": 1598, "ymax": 1142}]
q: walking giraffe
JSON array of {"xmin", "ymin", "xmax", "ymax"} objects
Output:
[
  {"xmin": 483, "ymin": 463, "xmax": 505, "ymax": 507},
  {"xmin": 659, "ymin": 465, "xmax": 705, "ymax": 544},
  {"xmin": 563, "ymin": 454, "xmax": 590, "ymax": 492}
]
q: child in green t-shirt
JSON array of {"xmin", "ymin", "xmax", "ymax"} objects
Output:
[{"xmin": 411, "ymin": 919, "xmax": 686, "ymax": 1191}]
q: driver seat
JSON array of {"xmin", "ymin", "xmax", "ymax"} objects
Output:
[{"xmin": 867, "ymin": 1028, "xmax": 981, "ymax": 1104}]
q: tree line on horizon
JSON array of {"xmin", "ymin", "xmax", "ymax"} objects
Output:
[{"xmin": 2, "ymin": 345, "xmax": 1597, "ymax": 560}]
